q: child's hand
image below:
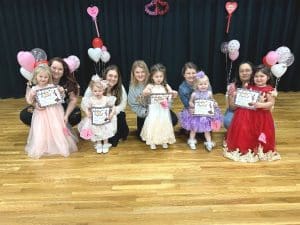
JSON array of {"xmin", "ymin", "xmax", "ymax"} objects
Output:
[
  {"xmin": 270, "ymin": 89, "xmax": 278, "ymax": 97},
  {"xmin": 258, "ymin": 92, "xmax": 267, "ymax": 103},
  {"xmin": 171, "ymin": 90, "xmax": 178, "ymax": 98},
  {"xmin": 189, "ymin": 108, "xmax": 195, "ymax": 114},
  {"xmin": 189, "ymin": 102, "xmax": 194, "ymax": 108},
  {"xmin": 143, "ymin": 87, "xmax": 151, "ymax": 96},
  {"xmin": 35, "ymin": 103, "xmax": 45, "ymax": 111},
  {"xmin": 108, "ymin": 113, "xmax": 114, "ymax": 120},
  {"xmin": 86, "ymin": 111, "xmax": 92, "ymax": 118},
  {"xmin": 58, "ymin": 86, "xmax": 65, "ymax": 94}
]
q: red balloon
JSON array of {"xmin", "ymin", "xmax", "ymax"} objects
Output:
[
  {"xmin": 262, "ymin": 56, "xmax": 271, "ymax": 67},
  {"xmin": 92, "ymin": 37, "xmax": 103, "ymax": 48}
]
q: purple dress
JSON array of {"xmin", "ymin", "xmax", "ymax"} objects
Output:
[{"xmin": 179, "ymin": 90, "xmax": 223, "ymax": 132}]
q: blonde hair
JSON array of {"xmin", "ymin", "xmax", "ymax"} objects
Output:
[
  {"xmin": 89, "ymin": 80, "xmax": 108, "ymax": 92},
  {"xmin": 130, "ymin": 60, "xmax": 150, "ymax": 86},
  {"xmin": 193, "ymin": 74, "xmax": 210, "ymax": 90},
  {"xmin": 31, "ymin": 64, "xmax": 52, "ymax": 85}
]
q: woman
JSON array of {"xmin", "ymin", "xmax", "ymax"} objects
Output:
[
  {"xmin": 128, "ymin": 60, "xmax": 178, "ymax": 138},
  {"xmin": 19, "ymin": 57, "xmax": 81, "ymax": 126},
  {"xmin": 223, "ymin": 61, "xmax": 254, "ymax": 129}
]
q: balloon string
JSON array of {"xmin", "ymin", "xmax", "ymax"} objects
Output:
[
  {"xmin": 226, "ymin": 14, "xmax": 232, "ymax": 34},
  {"xmin": 227, "ymin": 60, "xmax": 233, "ymax": 85},
  {"xmin": 275, "ymin": 77, "xmax": 281, "ymax": 89},
  {"xmin": 93, "ymin": 63, "xmax": 98, "ymax": 75},
  {"xmin": 94, "ymin": 19, "xmax": 100, "ymax": 37},
  {"xmin": 225, "ymin": 53, "xmax": 228, "ymax": 84}
]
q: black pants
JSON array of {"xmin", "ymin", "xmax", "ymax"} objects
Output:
[
  {"xmin": 136, "ymin": 110, "xmax": 178, "ymax": 138},
  {"xmin": 108, "ymin": 111, "xmax": 129, "ymax": 147},
  {"xmin": 19, "ymin": 104, "xmax": 81, "ymax": 127}
]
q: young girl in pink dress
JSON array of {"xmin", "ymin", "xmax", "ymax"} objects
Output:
[
  {"xmin": 25, "ymin": 65, "xmax": 78, "ymax": 158},
  {"xmin": 223, "ymin": 65, "xmax": 281, "ymax": 162},
  {"xmin": 78, "ymin": 75, "xmax": 117, "ymax": 154}
]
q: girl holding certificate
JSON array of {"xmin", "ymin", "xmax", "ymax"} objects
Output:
[
  {"xmin": 179, "ymin": 72, "xmax": 223, "ymax": 151},
  {"xmin": 224, "ymin": 65, "xmax": 281, "ymax": 162},
  {"xmin": 78, "ymin": 75, "xmax": 116, "ymax": 154},
  {"xmin": 140, "ymin": 64, "xmax": 177, "ymax": 150},
  {"xmin": 25, "ymin": 65, "xmax": 78, "ymax": 158},
  {"xmin": 128, "ymin": 60, "xmax": 178, "ymax": 139}
]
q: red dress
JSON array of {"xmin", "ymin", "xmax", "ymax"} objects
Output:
[{"xmin": 223, "ymin": 85, "xmax": 281, "ymax": 162}]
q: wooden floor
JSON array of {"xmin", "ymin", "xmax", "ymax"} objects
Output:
[{"xmin": 0, "ymin": 92, "xmax": 300, "ymax": 225}]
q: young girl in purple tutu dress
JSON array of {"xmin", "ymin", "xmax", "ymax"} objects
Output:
[
  {"xmin": 25, "ymin": 65, "xmax": 78, "ymax": 158},
  {"xmin": 179, "ymin": 71, "xmax": 223, "ymax": 151}
]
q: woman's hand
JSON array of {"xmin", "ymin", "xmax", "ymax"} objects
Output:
[{"xmin": 171, "ymin": 90, "xmax": 178, "ymax": 98}]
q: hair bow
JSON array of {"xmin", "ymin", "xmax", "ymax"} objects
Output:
[{"xmin": 196, "ymin": 71, "xmax": 205, "ymax": 79}]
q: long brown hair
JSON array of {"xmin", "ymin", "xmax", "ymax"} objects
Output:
[
  {"xmin": 102, "ymin": 65, "xmax": 123, "ymax": 105},
  {"xmin": 48, "ymin": 57, "xmax": 79, "ymax": 95}
]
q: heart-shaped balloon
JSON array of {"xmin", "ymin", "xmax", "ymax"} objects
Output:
[
  {"xmin": 20, "ymin": 67, "xmax": 33, "ymax": 80},
  {"xmin": 88, "ymin": 48, "xmax": 102, "ymax": 63},
  {"xmin": 87, "ymin": 6, "xmax": 99, "ymax": 18},
  {"xmin": 225, "ymin": 1, "xmax": 238, "ymax": 14},
  {"xmin": 100, "ymin": 51, "xmax": 111, "ymax": 63},
  {"xmin": 271, "ymin": 63, "xmax": 287, "ymax": 78},
  {"xmin": 17, "ymin": 51, "xmax": 35, "ymax": 72},
  {"xmin": 64, "ymin": 55, "xmax": 80, "ymax": 73}
]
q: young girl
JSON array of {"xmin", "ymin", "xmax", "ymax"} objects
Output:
[
  {"xmin": 25, "ymin": 65, "xmax": 78, "ymax": 158},
  {"xmin": 128, "ymin": 60, "xmax": 178, "ymax": 138},
  {"xmin": 140, "ymin": 64, "xmax": 177, "ymax": 149},
  {"xmin": 78, "ymin": 75, "xmax": 116, "ymax": 154},
  {"xmin": 224, "ymin": 65, "xmax": 281, "ymax": 162},
  {"xmin": 81, "ymin": 65, "xmax": 129, "ymax": 147},
  {"xmin": 179, "ymin": 71, "xmax": 223, "ymax": 151}
]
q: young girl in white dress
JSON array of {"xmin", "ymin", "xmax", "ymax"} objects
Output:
[
  {"xmin": 25, "ymin": 65, "xmax": 78, "ymax": 158},
  {"xmin": 78, "ymin": 75, "xmax": 117, "ymax": 154},
  {"xmin": 140, "ymin": 64, "xmax": 177, "ymax": 150}
]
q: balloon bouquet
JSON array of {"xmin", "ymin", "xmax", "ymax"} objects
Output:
[
  {"xmin": 17, "ymin": 48, "xmax": 48, "ymax": 81},
  {"xmin": 87, "ymin": 6, "xmax": 111, "ymax": 75},
  {"xmin": 220, "ymin": 39, "xmax": 240, "ymax": 85},
  {"xmin": 17, "ymin": 48, "xmax": 80, "ymax": 82},
  {"xmin": 262, "ymin": 46, "xmax": 295, "ymax": 89}
]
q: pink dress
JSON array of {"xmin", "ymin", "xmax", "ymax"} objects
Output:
[{"xmin": 25, "ymin": 84, "xmax": 78, "ymax": 159}]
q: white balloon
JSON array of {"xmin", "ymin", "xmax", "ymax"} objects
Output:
[
  {"xmin": 284, "ymin": 53, "xmax": 295, "ymax": 67},
  {"xmin": 88, "ymin": 48, "xmax": 102, "ymax": 63},
  {"xmin": 20, "ymin": 67, "xmax": 33, "ymax": 80},
  {"xmin": 228, "ymin": 40, "xmax": 240, "ymax": 53},
  {"xmin": 100, "ymin": 51, "xmax": 111, "ymax": 63},
  {"xmin": 271, "ymin": 63, "xmax": 287, "ymax": 78}
]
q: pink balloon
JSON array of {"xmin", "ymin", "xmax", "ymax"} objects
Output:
[
  {"xmin": 101, "ymin": 46, "xmax": 107, "ymax": 52},
  {"xmin": 87, "ymin": 6, "xmax": 99, "ymax": 19},
  {"xmin": 17, "ymin": 51, "xmax": 35, "ymax": 72},
  {"xmin": 229, "ymin": 50, "xmax": 239, "ymax": 61},
  {"xmin": 265, "ymin": 51, "xmax": 279, "ymax": 66},
  {"xmin": 64, "ymin": 55, "xmax": 80, "ymax": 73}
]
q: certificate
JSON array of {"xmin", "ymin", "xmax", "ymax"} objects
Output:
[
  {"xmin": 91, "ymin": 107, "xmax": 110, "ymax": 125},
  {"xmin": 149, "ymin": 93, "xmax": 172, "ymax": 104},
  {"xmin": 193, "ymin": 99, "xmax": 215, "ymax": 116},
  {"xmin": 235, "ymin": 88, "xmax": 260, "ymax": 109},
  {"xmin": 36, "ymin": 86, "xmax": 64, "ymax": 107}
]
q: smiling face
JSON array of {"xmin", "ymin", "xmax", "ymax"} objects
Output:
[
  {"xmin": 134, "ymin": 66, "xmax": 146, "ymax": 83},
  {"xmin": 196, "ymin": 78, "xmax": 209, "ymax": 91},
  {"xmin": 36, "ymin": 70, "xmax": 50, "ymax": 87},
  {"xmin": 254, "ymin": 71, "xmax": 269, "ymax": 87},
  {"xmin": 50, "ymin": 60, "xmax": 64, "ymax": 84},
  {"xmin": 239, "ymin": 63, "xmax": 252, "ymax": 84},
  {"xmin": 105, "ymin": 69, "xmax": 119, "ymax": 88},
  {"xmin": 183, "ymin": 68, "xmax": 197, "ymax": 85}
]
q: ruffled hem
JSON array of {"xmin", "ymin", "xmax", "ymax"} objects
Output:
[{"xmin": 223, "ymin": 144, "xmax": 281, "ymax": 163}]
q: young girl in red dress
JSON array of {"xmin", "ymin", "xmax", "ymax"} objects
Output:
[{"xmin": 223, "ymin": 65, "xmax": 281, "ymax": 162}]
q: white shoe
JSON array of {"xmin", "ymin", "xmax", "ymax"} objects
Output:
[
  {"xmin": 102, "ymin": 144, "xmax": 110, "ymax": 154},
  {"xmin": 187, "ymin": 139, "xmax": 197, "ymax": 150},
  {"xmin": 150, "ymin": 144, "xmax": 156, "ymax": 150},
  {"xmin": 96, "ymin": 143, "xmax": 103, "ymax": 153},
  {"xmin": 162, "ymin": 143, "xmax": 168, "ymax": 149},
  {"xmin": 204, "ymin": 141, "xmax": 215, "ymax": 152}
]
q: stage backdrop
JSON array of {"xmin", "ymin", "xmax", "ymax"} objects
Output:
[{"xmin": 0, "ymin": 0, "xmax": 299, "ymax": 98}]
